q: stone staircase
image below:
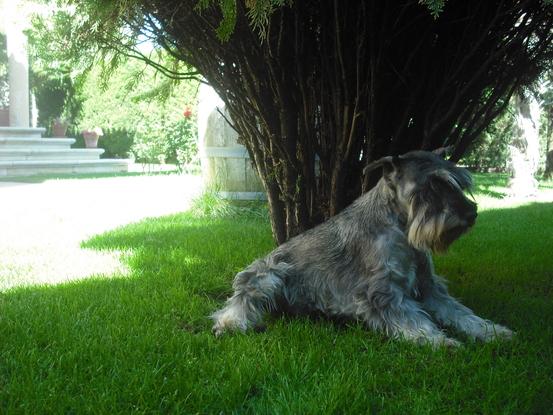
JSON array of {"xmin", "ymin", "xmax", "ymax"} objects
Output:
[{"xmin": 0, "ymin": 127, "xmax": 130, "ymax": 177}]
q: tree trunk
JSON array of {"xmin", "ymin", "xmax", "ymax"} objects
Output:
[{"xmin": 507, "ymin": 92, "xmax": 541, "ymax": 197}]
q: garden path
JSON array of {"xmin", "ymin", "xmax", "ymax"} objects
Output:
[{"xmin": 0, "ymin": 174, "xmax": 203, "ymax": 291}]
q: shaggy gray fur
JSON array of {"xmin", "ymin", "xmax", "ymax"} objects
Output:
[{"xmin": 212, "ymin": 151, "xmax": 513, "ymax": 346}]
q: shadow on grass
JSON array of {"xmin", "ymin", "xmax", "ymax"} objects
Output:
[
  {"xmin": 471, "ymin": 172, "xmax": 553, "ymax": 198},
  {"xmin": 471, "ymin": 172, "xmax": 509, "ymax": 199},
  {"xmin": 81, "ymin": 213, "xmax": 275, "ymax": 300},
  {"xmin": 1, "ymin": 202, "xmax": 553, "ymax": 413}
]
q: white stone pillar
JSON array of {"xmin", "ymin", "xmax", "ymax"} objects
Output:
[{"xmin": 4, "ymin": 0, "xmax": 30, "ymax": 127}]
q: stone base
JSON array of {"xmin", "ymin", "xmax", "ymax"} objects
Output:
[
  {"xmin": 0, "ymin": 127, "xmax": 130, "ymax": 177},
  {"xmin": 0, "ymin": 159, "xmax": 130, "ymax": 177}
]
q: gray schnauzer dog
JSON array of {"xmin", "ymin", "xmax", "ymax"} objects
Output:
[{"xmin": 212, "ymin": 150, "xmax": 513, "ymax": 346}]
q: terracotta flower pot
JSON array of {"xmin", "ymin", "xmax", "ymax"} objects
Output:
[
  {"xmin": 51, "ymin": 120, "xmax": 69, "ymax": 137},
  {"xmin": 0, "ymin": 108, "xmax": 9, "ymax": 127},
  {"xmin": 83, "ymin": 131, "xmax": 99, "ymax": 148}
]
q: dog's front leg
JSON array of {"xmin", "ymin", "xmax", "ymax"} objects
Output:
[
  {"xmin": 363, "ymin": 280, "xmax": 461, "ymax": 348},
  {"xmin": 421, "ymin": 275, "xmax": 513, "ymax": 342}
]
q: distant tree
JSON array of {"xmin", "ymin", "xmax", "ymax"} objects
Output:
[
  {"xmin": 461, "ymin": 108, "xmax": 514, "ymax": 173},
  {"xmin": 541, "ymin": 72, "xmax": 553, "ymax": 178},
  {"xmin": 0, "ymin": 34, "xmax": 8, "ymax": 109},
  {"xmin": 43, "ymin": 0, "xmax": 553, "ymax": 243},
  {"xmin": 507, "ymin": 90, "xmax": 541, "ymax": 196}
]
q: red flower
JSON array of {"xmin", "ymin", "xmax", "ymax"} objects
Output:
[{"xmin": 183, "ymin": 107, "xmax": 192, "ymax": 118}]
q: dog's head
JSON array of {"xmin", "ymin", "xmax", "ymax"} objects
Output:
[{"xmin": 366, "ymin": 150, "xmax": 477, "ymax": 253}]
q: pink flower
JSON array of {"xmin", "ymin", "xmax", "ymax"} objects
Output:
[{"xmin": 183, "ymin": 107, "xmax": 192, "ymax": 118}]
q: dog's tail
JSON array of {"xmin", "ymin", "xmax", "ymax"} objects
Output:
[{"xmin": 211, "ymin": 256, "xmax": 292, "ymax": 336}]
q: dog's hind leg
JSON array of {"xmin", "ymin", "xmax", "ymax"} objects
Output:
[{"xmin": 211, "ymin": 258, "xmax": 289, "ymax": 337}]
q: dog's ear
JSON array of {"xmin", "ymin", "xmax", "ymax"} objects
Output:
[
  {"xmin": 363, "ymin": 155, "xmax": 400, "ymax": 176},
  {"xmin": 432, "ymin": 146, "xmax": 454, "ymax": 159},
  {"xmin": 383, "ymin": 155, "xmax": 401, "ymax": 176}
]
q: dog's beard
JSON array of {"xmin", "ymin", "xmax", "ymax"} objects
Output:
[
  {"xmin": 434, "ymin": 223, "xmax": 471, "ymax": 252},
  {"xmin": 407, "ymin": 208, "xmax": 471, "ymax": 253}
]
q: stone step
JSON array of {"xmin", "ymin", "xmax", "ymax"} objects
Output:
[
  {"xmin": 0, "ymin": 159, "xmax": 130, "ymax": 177},
  {"xmin": 0, "ymin": 137, "xmax": 76, "ymax": 149},
  {"xmin": 0, "ymin": 148, "xmax": 104, "ymax": 161},
  {"xmin": 0, "ymin": 127, "xmax": 46, "ymax": 139}
]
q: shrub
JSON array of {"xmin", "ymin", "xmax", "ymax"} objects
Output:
[
  {"xmin": 99, "ymin": 128, "xmax": 135, "ymax": 159},
  {"xmin": 130, "ymin": 116, "xmax": 198, "ymax": 170},
  {"xmin": 165, "ymin": 117, "xmax": 198, "ymax": 171}
]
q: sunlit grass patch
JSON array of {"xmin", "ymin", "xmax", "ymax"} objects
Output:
[
  {"xmin": 188, "ymin": 187, "xmax": 269, "ymax": 219},
  {"xmin": 0, "ymin": 245, "xmax": 127, "ymax": 292}
]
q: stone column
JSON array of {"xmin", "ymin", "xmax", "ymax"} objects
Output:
[{"xmin": 4, "ymin": 0, "xmax": 30, "ymax": 127}]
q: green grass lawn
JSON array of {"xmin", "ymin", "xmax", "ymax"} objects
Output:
[{"xmin": 1, "ymin": 174, "xmax": 553, "ymax": 414}]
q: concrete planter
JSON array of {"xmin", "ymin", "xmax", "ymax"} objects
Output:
[{"xmin": 198, "ymin": 85, "xmax": 265, "ymax": 200}]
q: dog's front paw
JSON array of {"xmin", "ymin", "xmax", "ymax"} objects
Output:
[
  {"xmin": 415, "ymin": 334, "xmax": 462, "ymax": 348},
  {"xmin": 211, "ymin": 309, "xmax": 248, "ymax": 337},
  {"xmin": 442, "ymin": 337, "xmax": 463, "ymax": 348},
  {"xmin": 479, "ymin": 323, "xmax": 514, "ymax": 342},
  {"xmin": 212, "ymin": 322, "xmax": 227, "ymax": 337}
]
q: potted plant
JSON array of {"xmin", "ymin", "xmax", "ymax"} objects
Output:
[
  {"xmin": 82, "ymin": 127, "xmax": 104, "ymax": 148},
  {"xmin": 51, "ymin": 117, "xmax": 70, "ymax": 137}
]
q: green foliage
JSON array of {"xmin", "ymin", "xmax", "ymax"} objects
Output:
[
  {"xmin": 461, "ymin": 108, "xmax": 514, "ymax": 172},
  {"xmin": 77, "ymin": 59, "xmax": 199, "ymax": 166},
  {"xmin": 33, "ymin": 75, "xmax": 66, "ymax": 122},
  {"xmin": 32, "ymin": 72, "xmax": 74, "ymax": 130},
  {"xmin": 164, "ymin": 118, "xmax": 198, "ymax": 169},
  {"xmin": 245, "ymin": 0, "xmax": 291, "ymax": 39},
  {"xmin": 202, "ymin": 0, "xmax": 239, "ymax": 41},
  {"xmin": 131, "ymin": 116, "xmax": 197, "ymax": 169},
  {"xmin": 27, "ymin": 11, "xmax": 87, "ymax": 130},
  {"xmin": 463, "ymin": 81, "xmax": 553, "ymax": 174},
  {"xmin": 99, "ymin": 128, "xmax": 135, "ymax": 159},
  {"xmin": 418, "ymin": 0, "xmax": 446, "ymax": 18}
]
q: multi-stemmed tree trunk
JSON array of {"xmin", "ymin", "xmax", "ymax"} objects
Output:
[{"xmin": 59, "ymin": 0, "xmax": 553, "ymax": 243}]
